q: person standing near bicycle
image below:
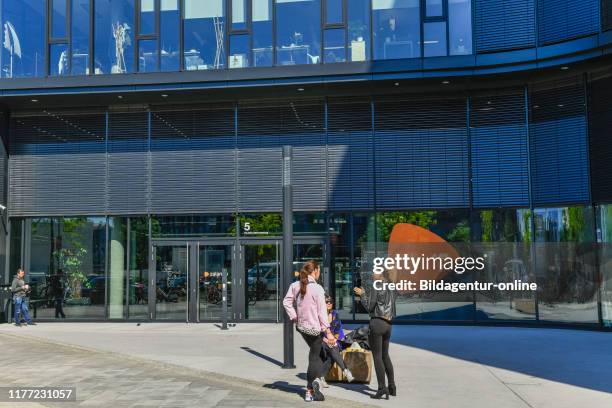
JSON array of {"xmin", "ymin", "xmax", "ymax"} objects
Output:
[
  {"xmin": 283, "ymin": 260, "xmax": 334, "ymax": 402},
  {"xmin": 11, "ymin": 268, "xmax": 36, "ymax": 326}
]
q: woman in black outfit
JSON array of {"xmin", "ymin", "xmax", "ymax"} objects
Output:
[{"xmin": 354, "ymin": 271, "xmax": 397, "ymax": 400}]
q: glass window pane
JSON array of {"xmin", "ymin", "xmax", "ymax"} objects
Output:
[
  {"xmin": 372, "ymin": 0, "xmax": 420, "ymax": 60},
  {"xmin": 473, "ymin": 209, "xmax": 536, "ymax": 322},
  {"xmin": 326, "ymin": 0, "xmax": 343, "ymax": 24},
  {"xmin": 348, "ymin": 0, "xmax": 370, "ymax": 61},
  {"xmin": 598, "ymin": 205, "xmax": 612, "ymax": 327},
  {"xmin": 28, "ymin": 217, "xmax": 107, "ymax": 320},
  {"xmin": 72, "ymin": 0, "xmax": 91, "ymax": 75},
  {"xmin": 94, "ymin": 0, "xmax": 135, "ymax": 74},
  {"xmin": 252, "ymin": 0, "xmax": 273, "ymax": 67},
  {"xmin": 139, "ymin": 39, "xmax": 158, "ymax": 72},
  {"xmin": 52, "ymin": 0, "xmax": 68, "ymax": 38},
  {"xmin": 425, "ymin": 0, "xmax": 443, "ymax": 17},
  {"xmin": 324, "ymin": 28, "xmax": 346, "ymax": 63},
  {"xmin": 230, "ymin": 34, "xmax": 250, "ymax": 68},
  {"xmin": 232, "ymin": 0, "xmax": 247, "ymax": 30},
  {"xmin": 276, "ymin": 0, "xmax": 321, "ymax": 65},
  {"xmin": 161, "ymin": 0, "xmax": 180, "ymax": 71},
  {"xmin": 184, "ymin": 0, "xmax": 226, "ymax": 70},
  {"xmin": 50, "ymin": 43, "xmax": 69, "ymax": 76},
  {"xmin": 1, "ymin": 0, "xmax": 46, "ymax": 78},
  {"xmin": 424, "ymin": 22, "xmax": 447, "ymax": 57},
  {"xmin": 109, "ymin": 217, "xmax": 127, "ymax": 319},
  {"xmin": 140, "ymin": 0, "xmax": 156, "ymax": 35},
  {"xmin": 128, "ymin": 217, "xmax": 150, "ymax": 320},
  {"xmin": 534, "ymin": 206, "xmax": 598, "ymax": 324},
  {"xmin": 448, "ymin": 0, "xmax": 472, "ymax": 55}
]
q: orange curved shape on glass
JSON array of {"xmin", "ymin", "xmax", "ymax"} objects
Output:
[{"xmin": 387, "ymin": 224, "xmax": 460, "ymax": 292}]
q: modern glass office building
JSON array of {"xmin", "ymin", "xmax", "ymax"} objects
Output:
[{"xmin": 0, "ymin": 0, "xmax": 611, "ymax": 329}]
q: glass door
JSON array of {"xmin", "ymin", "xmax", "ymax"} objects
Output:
[
  {"xmin": 198, "ymin": 244, "xmax": 233, "ymax": 321},
  {"xmin": 294, "ymin": 239, "xmax": 328, "ymax": 291},
  {"xmin": 151, "ymin": 244, "xmax": 189, "ymax": 321},
  {"xmin": 242, "ymin": 241, "xmax": 281, "ymax": 321}
]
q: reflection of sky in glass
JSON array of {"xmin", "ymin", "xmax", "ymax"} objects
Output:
[
  {"xmin": 252, "ymin": 0, "xmax": 273, "ymax": 67},
  {"xmin": 94, "ymin": 0, "xmax": 135, "ymax": 74},
  {"xmin": 425, "ymin": 0, "xmax": 443, "ymax": 17},
  {"xmin": 52, "ymin": 0, "xmax": 67, "ymax": 38},
  {"xmin": 161, "ymin": 0, "xmax": 180, "ymax": 71},
  {"xmin": 72, "ymin": 0, "xmax": 90, "ymax": 75},
  {"xmin": 230, "ymin": 34, "xmax": 250, "ymax": 68},
  {"xmin": 140, "ymin": 0, "xmax": 156, "ymax": 35},
  {"xmin": 448, "ymin": 0, "xmax": 472, "ymax": 55},
  {"xmin": 276, "ymin": 0, "xmax": 321, "ymax": 65},
  {"xmin": 139, "ymin": 39, "xmax": 158, "ymax": 72},
  {"xmin": 184, "ymin": 0, "xmax": 225, "ymax": 70},
  {"xmin": 372, "ymin": 0, "xmax": 420, "ymax": 60},
  {"xmin": 232, "ymin": 0, "xmax": 247, "ymax": 30},
  {"xmin": 424, "ymin": 21, "xmax": 446, "ymax": 57},
  {"xmin": 1, "ymin": 0, "xmax": 46, "ymax": 78},
  {"xmin": 50, "ymin": 43, "xmax": 69, "ymax": 76},
  {"xmin": 1, "ymin": 0, "xmax": 476, "ymax": 78},
  {"xmin": 326, "ymin": 0, "xmax": 343, "ymax": 24},
  {"xmin": 324, "ymin": 28, "xmax": 346, "ymax": 63}
]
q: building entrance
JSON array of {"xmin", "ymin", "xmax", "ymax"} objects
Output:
[{"xmin": 150, "ymin": 238, "xmax": 327, "ymax": 322}]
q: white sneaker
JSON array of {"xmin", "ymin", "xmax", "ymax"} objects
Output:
[
  {"xmin": 304, "ymin": 391, "xmax": 314, "ymax": 402},
  {"xmin": 319, "ymin": 377, "xmax": 329, "ymax": 388},
  {"xmin": 311, "ymin": 378, "xmax": 325, "ymax": 401},
  {"xmin": 343, "ymin": 369, "xmax": 354, "ymax": 383}
]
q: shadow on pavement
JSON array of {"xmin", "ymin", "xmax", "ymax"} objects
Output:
[
  {"xmin": 241, "ymin": 346, "xmax": 284, "ymax": 367},
  {"xmin": 385, "ymin": 325, "xmax": 612, "ymax": 393}
]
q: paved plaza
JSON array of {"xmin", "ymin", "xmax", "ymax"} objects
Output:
[
  {"xmin": 0, "ymin": 323, "xmax": 611, "ymax": 408},
  {"xmin": 0, "ymin": 331, "xmax": 364, "ymax": 408}
]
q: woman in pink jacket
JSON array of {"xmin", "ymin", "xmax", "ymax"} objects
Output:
[{"xmin": 283, "ymin": 260, "xmax": 336, "ymax": 402}]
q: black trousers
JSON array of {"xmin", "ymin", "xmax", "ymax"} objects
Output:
[
  {"xmin": 54, "ymin": 298, "xmax": 65, "ymax": 318},
  {"xmin": 322, "ymin": 342, "xmax": 347, "ymax": 373},
  {"xmin": 369, "ymin": 317, "xmax": 395, "ymax": 390},
  {"xmin": 300, "ymin": 332, "xmax": 325, "ymax": 389}
]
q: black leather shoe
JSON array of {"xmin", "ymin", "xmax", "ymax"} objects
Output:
[
  {"xmin": 388, "ymin": 384, "xmax": 396, "ymax": 396},
  {"xmin": 370, "ymin": 388, "xmax": 389, "ymax": 400}
]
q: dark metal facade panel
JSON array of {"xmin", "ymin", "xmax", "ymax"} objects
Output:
[
  {"xmin": 373, "ymin": 98, "xmax": 470, "ymax": 210},
  {"xmin": 150, "ymin": 107, "xmax": 237, "ymax": 214},
  {"xmin": 9, "ymin": 113, "xmax": 106, "ymax": 216},
  {"xmin": 107, "ymin": 112, "xmax": 149, "ymax": 215},
  {"xmin": 537, "ymin": 0, "xmax": 600, "ymax": 46},
  {"xmin": 237, "ymin": 101, "xmax": 326, "ymax": 213},
  {"xmin": 529, "ymin": 77, "xmax": 591, "ymax": 206},
  {"xmin": 470, "ymin": 91, "xmax": 530, "ymax": 207},
  {"xmin": 327, "ymin": 101, "xmax": 375, "ymax": 211},
  {"xmin": 588, "ymin": 72, "xmax": 612, "ymax": 203},
  {"xmin": 475, "ymin": 0, "xmax": 536, "ymax": 53}
]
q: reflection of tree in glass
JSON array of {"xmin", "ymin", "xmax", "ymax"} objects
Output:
[
  {"xmin": 375, "ymin": 211, "xmax": 437, "ymax": 243},
  {"xmin": 52, "ymin": 218, "xmax": 90, "ymax": 299}
]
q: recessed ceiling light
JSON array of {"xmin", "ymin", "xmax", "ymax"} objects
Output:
[
  {"xmin": 442, "ymin": 80, "xmax": 450, "ymax": 85},
  {"xmin": 561, "ymin": 66, "xmax": 569, "ymax": 70},
  {"xmin": 297, "ymin": 88, "xmax": 305, "ymax": 92},
  {"xmin": 161, "ymin": 94, "xmax": 168, "ymax": 98},
  {"xmin": 31, "ymin": 99, "xmax": 38, "ymax": 103}
]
